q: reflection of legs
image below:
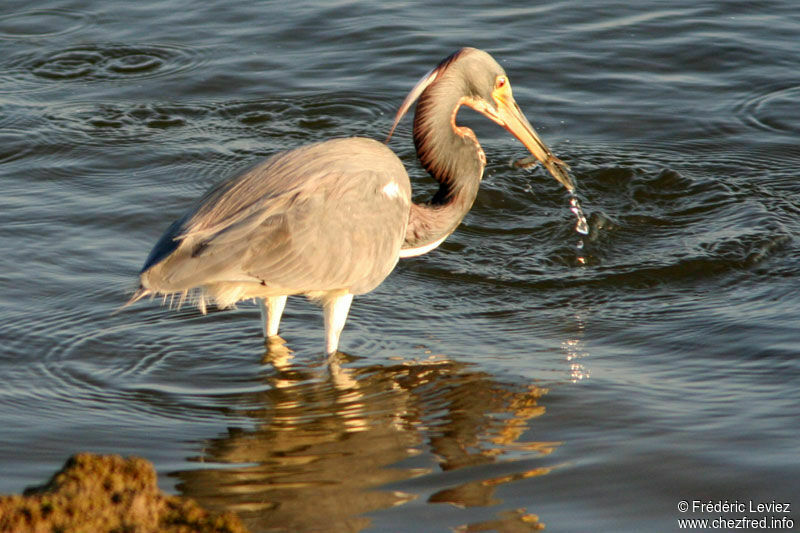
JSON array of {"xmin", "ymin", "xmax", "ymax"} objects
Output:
[
  {"xmin": 323, "ymin": 293, "xmax": 353, "ymax": 355},
  {"xmin": 327, "ymin": 350, "xmax": 359, "ymax": 391},
  {"xmin": 262, "ymin": 334, "xmax": 293, "ymax": 368},
  {"xmin": 258, "ymin": 295, "xmax": 287, "ymax": 338}
]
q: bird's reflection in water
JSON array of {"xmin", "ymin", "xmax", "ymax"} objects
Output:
[{"xmin": 173, "ymin": 338, "xmax": 560, "ymax": 532}]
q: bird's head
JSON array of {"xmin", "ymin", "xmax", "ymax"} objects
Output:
[{"xmin": 387, "ymin": 47, "xmax": 574, "ymax": 192}]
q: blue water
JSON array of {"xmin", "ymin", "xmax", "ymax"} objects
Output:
[{"xmin": 1, "ymin": 1, "xmax": 798, "ymax": 531}]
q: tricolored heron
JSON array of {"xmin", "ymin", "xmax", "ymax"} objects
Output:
[{"xmin": 127, "ymin": 47, "xmax": 574, "ymax": 354}]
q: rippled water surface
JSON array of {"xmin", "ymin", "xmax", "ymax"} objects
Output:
[{"xmin": 1, "ymin": 1, "xmax": 798, "ymax": 531}]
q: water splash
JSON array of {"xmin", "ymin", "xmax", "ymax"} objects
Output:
[
  {"xmin": 570, "ymin": 196, "xmax": 588, "ymax": 265},
  {"xmin": 570, "ymin": 196, "xmax": 589, "ymax": 235},
  {"xmin": 516, "ymin": 157, "xmax": 588, "ymax": 264}
]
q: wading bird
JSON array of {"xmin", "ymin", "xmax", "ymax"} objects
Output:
[{"xmin": 127, "ymin": 47, "xmax": 574, "ymax": 354}]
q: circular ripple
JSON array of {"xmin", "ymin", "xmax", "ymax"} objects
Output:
[
  {"xmin": 0, "ymin": 290, "xmax": 265, "ymax": 424},
  {"xmin": 41, "ymin": 101, "xmax": 200, "ymax": 148},
  {"xmin": 0, "ymin": 8, "xmax": 90, "ymax": 39},
  {"xmin": 40, "ymin": 92, "xmax": 390, "ymax": 170},
  {"xmin": 443, "ymin": 140, "xmax": 796, "ymax": 294},
  {"xmin": 30, "ymin": 43, "xmax": 199, "ymax": 81},
  {"xmin": 736, "ymin": 84, "xmax": 800, "ymax": 135},
  {"xmin": 1, "ymin": 43, "xmax": 203, "ymax": 94},
  {"xmin": 211, "ymin": 92, "xmax": 392, "ymax": 147}
]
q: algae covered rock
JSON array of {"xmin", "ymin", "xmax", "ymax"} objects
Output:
[{"xmin": 0, "ymin": 452, "xmax": 248, "ymax": 533}]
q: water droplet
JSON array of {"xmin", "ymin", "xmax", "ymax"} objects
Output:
[{"xmin": 569, "ymin": 196, "xmax": 589, "ymax": 235}]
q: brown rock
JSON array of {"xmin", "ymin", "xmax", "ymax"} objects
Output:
[{"xmin": 0, "ymin": 453, "xmax": 248, "ymax": 533}]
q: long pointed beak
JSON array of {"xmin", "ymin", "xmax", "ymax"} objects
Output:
[
  {"xmin": 470, "ymin": 86, "xmax": 575, "ymax": 193},
  {"xmin": 496, "ymin": 99, "xmax": 574, "ymax": 192}
]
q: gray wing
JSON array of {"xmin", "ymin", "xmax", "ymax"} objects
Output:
[{"xmin": 141, "ymin": 137, "xmax": 411, "ymax": 296}]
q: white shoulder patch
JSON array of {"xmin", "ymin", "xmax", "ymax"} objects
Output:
[{"xmin": 381, "ymin": 181, "xmax": 401, "ymax": 198}]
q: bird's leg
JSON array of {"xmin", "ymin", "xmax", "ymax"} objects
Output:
[
  {"xmin": 258, "ymin": 295, "xmax": 287, "ymax": 338},
  {"xmin": 323, "ymin": 293, "xmax": 354, "ymax": 355}
]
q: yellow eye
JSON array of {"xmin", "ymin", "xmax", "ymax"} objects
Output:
[{"xmin": 495, "ymin": 76, "xmax": 507, "ymax": 88}]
